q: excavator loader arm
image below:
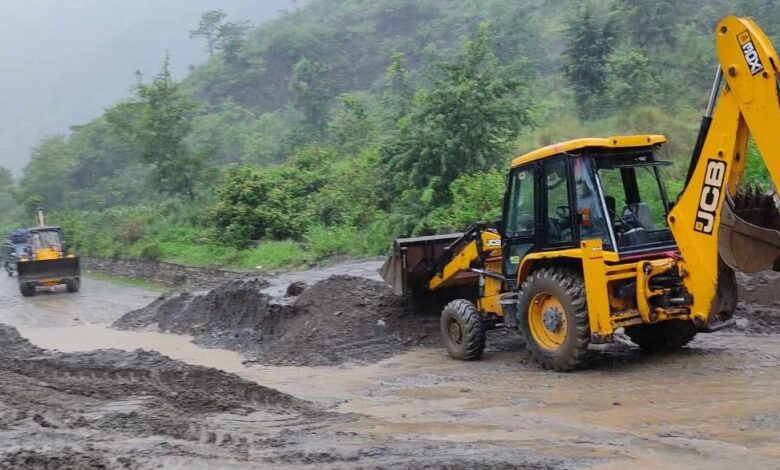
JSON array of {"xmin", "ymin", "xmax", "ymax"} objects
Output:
[{"xmin": 669, "ymin": 16, "xmax": 780, "ymax": 325}]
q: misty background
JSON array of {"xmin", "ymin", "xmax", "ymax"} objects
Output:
[{"xmin": 0, "ymin": 0, "xmax": 295, "ymax": 176}]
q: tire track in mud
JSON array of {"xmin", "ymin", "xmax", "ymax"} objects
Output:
[
  {"xmin": 0, "ymin": 323, "xmax": 354, "ymax": 468},
  {"xmin": 0, "ymin": 323, "xmax": 583, "ymax": 469}
]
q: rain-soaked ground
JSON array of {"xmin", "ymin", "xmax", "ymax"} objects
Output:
[{"xmin": 1, "ymin": 266, "xmax": 780, "ymax": 469}]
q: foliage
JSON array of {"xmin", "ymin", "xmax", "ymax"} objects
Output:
[
  {"xmin": 428, "ymin": 168, "xmax": 506, "ymax": 231},
  {"xmin": 107, "ymin": 57, "xmax": 203, "ymax": 199},
  {"xmin": 190, "ymin": 10, "xmax": 251, "ymax": 57},
  {"xmin": 9, "ymin": 0, "xmax": 780, "ymax": 270},
  {"xmin": 0, "ymin": 167, "xmax": 19, "ymax": 230},
  {"xmin": 563, "ymin": 3, "xmax": 619, "ymax": 116},
  {"xmin": 382, "ymin": 23, "xmax": 531, "ymax": 233},
  {"xmin": 604, "ymin": 45, "xmax": 658, "ymax": 110},
  {"xmin": 289, "ymin": 58, "xmax": 336, "ymax": 134},
  {"xmin": 18, "ymin": 136, "xmax": 75, "ymax": 211}
]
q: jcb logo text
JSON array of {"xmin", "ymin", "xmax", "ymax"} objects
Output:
[{"xmin": 694, "ymin": 159, "xmax": 727, "ymax": 234}]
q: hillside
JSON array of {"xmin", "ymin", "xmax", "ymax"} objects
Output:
[{"xmin": 1, "ymin": 0, "xmax": 777, "ymax": 268}]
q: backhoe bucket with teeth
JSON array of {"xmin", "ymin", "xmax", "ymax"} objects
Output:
[{"xmin": 719, "ymin": 187, "xmax": 780, "ymax": 273}]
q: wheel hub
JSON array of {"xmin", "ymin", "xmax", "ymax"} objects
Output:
[
  {"xmin": 542, "ymin": 307, "xmax": 563, "ymax": 333},
  {"xmin": 448, "ymin": 321, "xmax": 463, "ymax": 344}
]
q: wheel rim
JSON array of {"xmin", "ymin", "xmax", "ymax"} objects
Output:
[
  {"xmin": 448, "ymin": 319, "xmax": 463, "ymax": 345},
  {"xmin": 528, "ymin": 292, "xmax": 567, "ymax": 351}
]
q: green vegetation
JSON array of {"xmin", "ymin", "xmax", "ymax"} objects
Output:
[
  {"xmin": 84, "ymin": 271, "xmax": 168, "ymax": 292},
  {"xmin": 2, "ymin": 0, "xmax": 778, "ymax": 269}
]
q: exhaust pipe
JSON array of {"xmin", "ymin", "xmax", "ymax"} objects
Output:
[{"xmin": 36, "ymin": 208, "xmax": 46, "ymax": 228}]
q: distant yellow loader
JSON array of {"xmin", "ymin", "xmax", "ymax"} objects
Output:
[{"xmin": 15, "ymin": 209, "xmax": 81, "ymax": 297}]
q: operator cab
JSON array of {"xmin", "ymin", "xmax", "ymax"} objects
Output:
[
  {"xmin": 502, "ymin": 135, "xmax": 675, "ymax": 278},
  {"xmin": 27, "ymin": 227, "xmax": 66, "ymax": 260},
  {"xmin": 594, "ymin": 150, "xmax": 674, "ymax": 253}
]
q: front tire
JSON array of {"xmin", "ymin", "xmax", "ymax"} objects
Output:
[
  {"xmin": 440, "ymin": 299, "xmax": 486, "ymax": 361},
  {"xmin": 20, "ymin": 283, "xmax": 36, "ymax": 297},
  {"xmin": 65, "ymin": 278, "xmax": 81, "ymax": 293},
  {"xmin": 624, "ymin": 320, "xmax": 697, "ymax": 351},
  {"xmin": 517, "ymin": 267, "xmax": 590, "ymax": 371}
]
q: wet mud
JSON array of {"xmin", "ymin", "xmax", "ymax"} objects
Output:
[
  {"xmin": 115, "ymin": 275, "xmax": 450, "ymax": 366},
  {"xmin": 4, "ymin": 262, "xmax": 780, "ymax": 468},
  {"xmin": 0, "ymin": 323, "xmax": 573, "ymax": 469}
]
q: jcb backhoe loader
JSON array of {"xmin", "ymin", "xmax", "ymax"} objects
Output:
[
  {"xmin": 15, "ymin": 209, "xmax": 81, "ymax": 297},
  {"xmin": 381, "ymin": 15, "xmax": 780, "ymax": 371}
]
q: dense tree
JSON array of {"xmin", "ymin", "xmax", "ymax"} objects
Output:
[
  {"xmin": 190, "ymin": 9, "xmax": 251, "ymax": 59},
  {"xmin": 383, "ymin": 23, "xmax": 530, "ymax": 216},
  {"xmin": 107, "ymin": 57, "xmax": 202, "ymax": 199},
  {"xmin": 563, "ymin": 3, "xmax": 619, "ymax": 116},
  {"xmin": 329, "ymin": 94, "xmax": 375, "ymax": 154},
  {"xmin": 190, "ymin": 10, "xmax": 228, "ymax": 56},
  {"xmin": 381, "ymin": 53, "xmax": 414, "ymax": 121},
  {"xmin": 0, "ymin": 167, "xmax": 16, "ymax": 222},
  {"xmin": 604, "ymin": 45, "xmax": 658, "ymax": 110},
  {"xmin": 289, "ymin": 58, "xmax": 336, "ymax": 134},
  {"xmin": 618, "ymin": 0, "xmax": 680, "ymax": 48},
  {"xmin": 19, "ymin": 136, "xmax": 74, "ymax": 211},
  {"xmin": 211, "ymin": 149, "xmax": 329, "ymax": 243}
]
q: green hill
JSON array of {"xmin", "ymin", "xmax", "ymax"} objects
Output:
[{"xmin": 2, "ymin": 0, "xmax": 777, "ymax": 268}]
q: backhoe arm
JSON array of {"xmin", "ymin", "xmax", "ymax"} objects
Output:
[{"xmin": 669, "ymin": 15, "xmax": 780, "ymax": 326}]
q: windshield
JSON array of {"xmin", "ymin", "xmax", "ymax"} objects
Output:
[
  {"xmin": 31, "ymin": 230, "xmax": 62, "ymax": 251},
  {"xmin": 595, "ymin": 153, "xmax": 675, "ymax": 251}
]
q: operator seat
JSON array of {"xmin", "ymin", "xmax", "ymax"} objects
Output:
[{"xmin": 627, "ymin": 203, "xmax": 655, "ymax": 230}]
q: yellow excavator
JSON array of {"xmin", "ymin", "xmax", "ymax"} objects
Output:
[{"xmin": 381, "ymin": 15, "xmax": 780, "ymax": 370}]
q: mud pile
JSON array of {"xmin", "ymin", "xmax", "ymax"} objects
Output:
[
  {"xmin": 116, "ymin": 275, "xmax": 447, "ymax": 366},
  {"xmin": 0, "ymin": 323, "xmax": 348, "ymax": 469},
  {"xmin": 732, "ymin": 271, "xmax": 780, "ymax": 334},
  {"xmin": 0, "ymin": 324, "xmax": 571, "ymax": 469},
  {"xmin": 738, "ymin": 271, "xmax": 780, "ymax": 305},
  {"xmin": 734, "ymin": 303, "xmax": 780, "ymax": 334}
]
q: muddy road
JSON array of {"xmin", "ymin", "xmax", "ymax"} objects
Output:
[
  {"xmin": 0, "ymin": 274, "xmax": 157, "ymax": 328},
  {"xmin": 1, "ymin": 264, "xmax": 780, "ymax": 469}
]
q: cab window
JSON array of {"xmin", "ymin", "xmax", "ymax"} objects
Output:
[
  {"xmin": 543, "ymin": 159, "xmax": 573, "ymax": 246},
  {"xmin": 505, "ymin": 167, "xmax": 535, "ymax": 238}
]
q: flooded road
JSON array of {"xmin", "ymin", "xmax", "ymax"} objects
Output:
[
  {"xmin": 0, "ymin": 273, "xmax": 157, "ymax": 328},
  {"xmin": 3, "ymin": 270, "xmax": 780, "ymax": 469}
]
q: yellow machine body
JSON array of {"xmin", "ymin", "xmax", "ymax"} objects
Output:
[{"xmin": 381, "ymin": 15, "xmax": 780, "ymax": 369}]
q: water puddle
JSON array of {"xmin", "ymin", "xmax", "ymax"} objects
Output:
[{"xmin": 17, "ymin": 324, "xmax": 384, "ymax": 405}]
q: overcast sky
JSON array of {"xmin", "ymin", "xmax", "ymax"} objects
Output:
[{"xmin": 0, "ymin": 0, "xmax": 295, "ymax": 177}]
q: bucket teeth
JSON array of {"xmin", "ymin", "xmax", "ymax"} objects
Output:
[
  {"xmin": 731, "ymin": 186, "xmax": 780, "ymax": 229},
  {"xmin": 720, "ymin": 188, "xmax": 780, "ymax": 273}
]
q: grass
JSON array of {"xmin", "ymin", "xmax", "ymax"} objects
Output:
[
  {"xmin": 236, "ymin": 240, "xmax": 314, "ymax": 270},
  {"xmin": 84, "ymin": 271, "xmax": 169, "ymax": 292}
]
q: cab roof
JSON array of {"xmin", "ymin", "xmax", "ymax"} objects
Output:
[{"xmin": 511, "ymin": 135, "xmax": 667, "ymax": 168}]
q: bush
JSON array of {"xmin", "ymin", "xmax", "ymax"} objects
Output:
[
  {"xmin": 428, "ymin": 168, "xmax": 506, "ymax": 231},
  {"xmin": 305, "ymin": 222, "xmax": 391, "ymax": 258},
  {"xmin": 239, "ymin": 241, "xmax": 313, "ymax": 270}
]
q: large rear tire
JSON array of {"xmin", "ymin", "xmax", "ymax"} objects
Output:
[
  {"xmin": 517, "ymin": 267, "xmax": 590, "ymax": 371},
  {"xmin": 624, "ymin": 320, "xmax": 697, "ymax": 351},
  {"xmin": 440, "ymin": 299, "xmax": 486, "ymax": 361},
  {"xmin": 19, "ymin": 283, "xmax": 36, "ymax": 297}
]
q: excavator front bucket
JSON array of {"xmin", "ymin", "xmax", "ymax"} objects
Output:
[
  {"xmin": 380, "ymin": 233, "xmax": 462, "ymax": 296},
  {"xmin": 719, "ymin": 189, "xmax": 780, "ymax": 273},
  {"xmin": 17, "ymin": 257, "xmax": 81, "ymax": 284}
]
